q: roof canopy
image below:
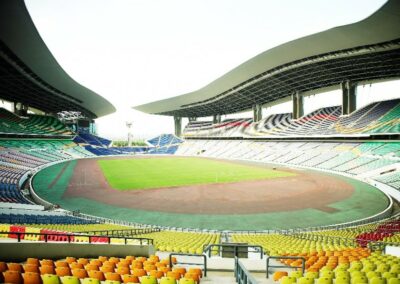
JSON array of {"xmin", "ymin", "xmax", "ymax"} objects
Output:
[
  {"xmin": 134, "ymin": 0, "xmax": 400, "ymax": 117},
  {"xmin": 0, "ymin": 0, "xmax": 116, "ymax": 119}
]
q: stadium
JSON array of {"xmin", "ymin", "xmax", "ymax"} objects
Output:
[{"xmin": 0, "ymin": 0, "xmax": 400, "ymax": 283}]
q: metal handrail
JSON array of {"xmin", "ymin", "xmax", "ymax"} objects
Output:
[
  {"xmin": 1, "ymin": 231, "xmax": 154, "ymax": 245},
  {"xmin": 78, "ymin": 228, "xmax": 160, "ymax": 236},
  {"xmin": 168, "ymin": 253, "xmax": 207, "ymax": 277},
  {"xmin": 234, "ymin": 256, "xmax": 258, "ymax": 284},
  {"xmin": 203, "ymin": 243, "xmax": 264, "ymax": 259},
  {"xmin": 266, "ymin": 256, "xmax": 305, "ymax": 279}
]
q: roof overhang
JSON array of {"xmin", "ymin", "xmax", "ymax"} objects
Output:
[
  {"xmin": 0, "ymin": 0, "xmax": 116, "ymax": 119},
  {"xmin": 134, "ymin": 0, "xmax": 400, "ymax": 117}
]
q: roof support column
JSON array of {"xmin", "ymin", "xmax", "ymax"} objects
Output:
[
  {"xmin": 341, "ymin": 80, "xmax": 357, "ymax": 115},
  {"xmin": 252, "ymin": 104, "xmax": 262, "ymax": 122},
  {"xmin": 292, "ymin": 91, "xmax": 304, "ymax": 119},
  {"xmin": 174, "ymin": 116, "xmax": 182, "ymax": 137},
  {"xmin": 213, "ymin": 114, "xmax": 221, "ymax": 124}
]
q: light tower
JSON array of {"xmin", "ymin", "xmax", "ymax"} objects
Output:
[{"xmin": 125, "ymin": 121, "xmax": 133, "ymax": 147}]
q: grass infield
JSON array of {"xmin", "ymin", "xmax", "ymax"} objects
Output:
[{"xmin": 97, "ymin": 157, "xmax": 295, "ymax": 190}]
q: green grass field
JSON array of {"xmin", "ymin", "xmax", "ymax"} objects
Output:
[{"xmin": 97, "ymin": 157, "xmax": 295, "ymax": 190}]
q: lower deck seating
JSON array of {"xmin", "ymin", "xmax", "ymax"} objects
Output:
[{"xmin": 0, "ymin": 255, "xmax": 203, "ymax": 284}]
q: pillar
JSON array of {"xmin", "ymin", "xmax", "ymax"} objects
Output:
[
  {"xmin": 252, "ymin": 104, "xmax": 262, "ymax": 122},
  {"xmin": 292, "ymin": 91, "xmax": 304, "ymax": 119},
  {"xmin": 213, "ymin": 114, "xmax": 221, "ymax": 124},
  {"xmin": 341, "ymin": 80, "xmax": 357, "ymax": 115},
  {"xmin": 174, "ymin": 116, "xmax": 182, "ymax": 137}
]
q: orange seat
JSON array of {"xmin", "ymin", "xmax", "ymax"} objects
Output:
[
  {"xmin": 85, "ymin": 264, "xmax": 99, "ymax": 271},
  {"xmin": 188, "ymin": 268, "xmax": 202, "ymax": 278},
  {"xmin": 27, "ymin": 258, "xmax": 40, "ymax": 266},
  {"xmin": 167, "ymin": 271, "xmax": 182, "ymax": 280},
  {"xmin": 118, "ymin": 260, "xmax": 130, "ymax": 267},
  {"xmin": 136, "ymin": 257, "xmax": 147, "ymax": 262},
  {"xmin": 24, "ymin": 264, "xmax": 40, "ymax": 273},
  {"xmin": 8, "ymin": 263, "xmax": 23, "ymax": 272},
  {"xmin": 88, "ymin": 270, "xmax": 105, "ymax": 281},
  {"xmin": 108, "ymin": 257, "xmax": 120, "ymax": 264},
  {"xmin": 4, "ymin": 270, "xmax": 23, "ymax": 284},
  {"xmin": 23, "ymin": 272, "xmax": 42, "ymax": 284},
  {"xmin": 90, "ymin": 260, "xmax": 102, "ymax": 267},
  {"xmin": 70, "ymin": 263, "xmax": 84, "ymax": 270},
  {"xmin": 149, "ymin": 270, "xmax": 164, "ymax": 279},
  {"xmin": 149, "ymin": 255, "xmax": 160, "ymax": 262},
  {"xmin": 104, "ymin": 261, "xmax": 116, "ymax": 269},
  {"xmin": 105, "ymin": 272, "xmax": 122, "ymax": 282},
  {"xmin": 40, "ymin": 260, "xmax": 54, "ymax": 267},
  {"xmin": 144, "ymin": 265, "xmax": 157, "ymax": 272},
  {"xmin": 0, "ymin": 261, "xmax": 7, "ymax": 272},
  {"xmin": 39, "ymin": 265, "xmax": 55, "ymax": 275},
  {"xmin": 159, "ymin": 267, "xmax": 172, "ymax": 274},
  {"xmin": 100, "ymin": 265, "xmax": 115, "ymax": 273},
  {"xmin": 122, "ymin": 274, "xmax": 140, "ymax": 283},
  {"xmin": 132, "ymin": 268, "xmax": 147, "ymax": 277},
  {"xmin": 116, "ymin": 266, "xmax": 130, "ymax": 275},
  {"xmin": 55, "ymin": 267, "xmax": 71, "ymax": 277},
  {"xmin": 174, "ymin": 267, "xmax": 187, "ymax": 276},
  {"xmin": 125, "ymin": 256, "xmax": 135, "ymax": 262},
  {"xmin": 71, "ymin": 268, "xmax": 88, "ymax": 279},
  {"xmin": 184, "ymin": 272, "xmax": 200, "ymax": 283},
  {"xmin": 77, "ymin": 258, "xmax": 89, "ymax": 265},
  {"xmin": 65, "ymin": 257, "xmax": 76, "ymax": 264},
  {"xmin": 98, "ymin": 256, "xmax": 108, "ymax": 262}
]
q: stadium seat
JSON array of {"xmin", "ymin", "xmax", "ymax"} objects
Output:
[
  {"xmin": 56, "ymin": 267, "xmax": 71, "ymax": 277},
  {"xmin": 72, "ymin": 269, "xmax": 88, "ymax": 279},
  {"xmin": 370, "ymin": 277, "xmax": 387, "ymax": 284},
  {"xmin": 4, "ymin": 270, "xmax": 23, "ymax": 284},
  {"xmin": 179, "ymin": 279, "xmax": 195, "ymax": 284},
  {"xmin": 88, "ymin": 271, "xmax": 105, "ymax": 281},
  {"xmin": 122, "ymin": 274, "xmax": 140, "ymax": 283},
  {"xmin": 8, "ymin": 262, "xmax": 23, "ymax": 272},
  {"xmin": 60, "ymin": 276, "xmax": 80, "ymax": 284},
  {"xmin": 41, "ymin": 274, "xmax": 61, "ymax": 284},
  {"xmin": 160, "ymin": 277, "xmax": 177, "ymax": 284},
  {"xmin": 280, "ymin": 276, "xmax": 297, "ymax": 284},
  {"xmin": 82, "ymin": 278, "xmax": 100, "ymax": 284},
  {"xmin": 105, "ymin": 273, "xmax": 122, "ymax": 282},
  {"xmin": 40, "ymin": 266, "xmax": 56, "ymax": 275},
  {"xmin": 23, "ymin": 272, "xmax": 42, "ymax": 284},
  {"xmin": 24, "ymin": 264, "xmax": 40, "ymax": 273},
  {"xmin": 140, "ymin": 276, "xmax": 158, "ymax": 284}
]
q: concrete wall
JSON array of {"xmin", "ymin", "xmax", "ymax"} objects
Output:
[{"xmin": 0, "ymin": 242, "xmax": 155, "ymax": 262}]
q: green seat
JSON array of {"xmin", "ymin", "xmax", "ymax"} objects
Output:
[
  {"xmin": 42, "ymin": 274, "xmax": 61, "ymax": 284},
  {"xmin": 305, "ymin": 272, "xmax": 319, "ymax": 279},
  {"xmin": 316, "ymin": 277, "xmax": 332, "ymax": 284},
  {"xmin": 160, "ymin": 277, "xmax": 177, "ymax": 284},
  {"xmin": 297, "ymin": 277, "xmax": 314, "ymax": 284},
  {"xmin": 351, "ymin": 276, "xmax": 368, "ymax": 284},
  {"xmin": 370, "ymin": 277, "xmax": 387, "ymax": 284},
  {"xmin": 367, "ymin": 272, "xmax": 382, "ymax": 279},
  {"xmin": 280, "ymin": 276, "xmax": 297, "ymax": 284},
  {"xmin": 179, "ymin": 279, "xmax": 195, "ymax": 284},
  {"xmin": 321, "ymin": 271, "xmax": 334, "ymax": 278},
  {"xmin": 289, "ymin": 271, "xmax": 303, "ymax": 279},
  {"xmin": 104, "ymin": 281, "xmax": 121, "ymax": 284},
  {"xmin": 383, "ymin": 272, "xmax": 398, "ymax": 279},
  {"xmin": 335, "ymin": 276, "xmax": 350, "ymax": 284},
  {"xmin": 388, "ymin": 278, "xmax": 400, "ymax": 284},
  {"xmin": 141, "ymin": 276, "xmax": 158, "ymax": 284},
  {"xmin": 390, "ymin": 264, "xmax": 400, "ymax": 274},
  {"xmin": 82, "ymin": 278, "xmax": 101, "ymax": 284},
  {"xmin": 60, "ymin": 276, "xmax": 80, "ymax": 284},
  {"xmin": 335, "ymin": 271, "xmax": 350, "ymax": 278},
  {"xmin": 377, "ymin": 264, "xmax": 391, "ymax": 273}
]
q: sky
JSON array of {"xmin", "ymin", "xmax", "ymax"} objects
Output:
[{"xmin": 23, "ymin": 0, "xmax": 398, "ymax": 140}]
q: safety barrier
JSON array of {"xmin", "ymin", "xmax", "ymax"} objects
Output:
[
  {"xmin": 266, "ymin": 256, "xmax": 305, "ymax": 279},
  {"xmin": 203, "ymin": 243, "xmax": 263, "ymax": 259},
  {"xmin": 1, "ymin": 231, "xmax": 153, "ymax": 245},
  {"xmin": 168, "ymin": 253, "xmax": 207, "ymax": 277},
  {"xmin": 234, "ymin": 256, "xmax": 258, "ymax": 284},
  {"xmin": 78, "ymin": 227, "xmax": 160, "ymax": 236}
]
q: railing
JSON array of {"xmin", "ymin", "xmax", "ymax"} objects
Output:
[
  {"xmin": 203, "ymin": 243, "xmax": 263, "ymax": 259},
  {"xmin": 78, "ymin": 228, "xmax": 160, "ymax": 236},
  {"xmin": 168, "ymin": 253, "xmax": 207, "ymax": 277},
  {"xmin": 1, "ymin": 231, "xmax": 154, "ymax": 245},
  {"xmin": 266, "ymin": 256, "xmax": 305, "ymax": 279},
  {"xmin": 234, "ymin": 256, "xmax": 258, "ymax": 284}
]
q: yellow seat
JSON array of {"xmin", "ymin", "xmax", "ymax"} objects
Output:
[
  {"xmin": 369, "ymin": 277, "xmax": 387, "ymax": 284},
  {"xmin": 42, "ymin": 274, "xmax": 61, "ymax": 284},
  {"xmin": 351, "ymin": 276, "xmax": 368, "ymax": 284},
  {"xmin": 305, "ymin": 272, "xmax": 318, "ymax": 279},
  {"xmin": 388, "ymin": 278, "xmax": 400, "ymax": 284},
  {"xmin": 316, "ymin": 277, "xmax": 332, "ymax": 284},
  {"xmin": 141, "ymin": 276, "xmax": 157, "ymax": 284},
  {"xmin": 82, "ymin": 278, "xmax": 100, "ymax": 284},
  {"xmin": 160, "ymin": 277, "xmax": 177, "ymax": 284},
  {"xmin": 297, "ymin": 277, "xmax": 314, "ymax": 284},
  {"xmin": 289, "ymin": 271, "xmax": 303, "ymax": 279},
  {"xmin": 179, "ymin": 279, "xmax": 195, "ymax": 284},
  {"xmin": 335, "ymin": 276, "xmax": 350, "ymax": 284},
  {"xmin": 60, "ymin": 276, "xmax": 80, "ymax": 284},
  {"xmin": 280, "ymin": 276, "xmax": 297, "ymax": 284}
]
